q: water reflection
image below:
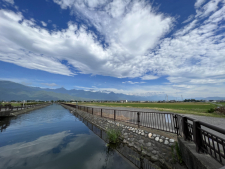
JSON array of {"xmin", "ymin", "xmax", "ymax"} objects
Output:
[
  {"xmin": 0, "ymin": 117, "xmax": 11, "ymax": 132},
  {"xmin": 75, "ymin": 113, "xmax": 159, "ymax": 169},
  {"xmin": 0, "ymin": 104, "xmax": 137, "ymax": 169}
]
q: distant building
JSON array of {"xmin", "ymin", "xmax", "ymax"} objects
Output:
[
  {"xmin": 120, "ymin": 100, "xmax": 127, "ymax": 103},
  {"xmin": 169, "ymin": 100, "xmax": 176, "ymax": 103}
]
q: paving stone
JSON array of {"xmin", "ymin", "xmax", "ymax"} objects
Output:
[
  {"xmin": 169, "ymin": 143, "xmax": 175, "ymax": 147},
  {"xmin": 142, "ymin": 150, "xmax": 147, "ymax": 155},
  {"xmin": 146, "ymin": 142, "xmax": 152, "ymax": 147},
  {"xmin": 148, "ymin": 133, "xmax": 152, "ymax": 138},
  {"xmin": 164, "ymin": 140, "xmax": 169, "ymax": 145},
  {"xmin": 169, "ymin": 139, "xmax": 174, "ymax": 143},
  {"xmin": 128, "ymin": 142, "xmax": 134, "ymax": 147},
  {"xmin": 139, "ymin": 140, "xmax": 144, "ymax": 144}
]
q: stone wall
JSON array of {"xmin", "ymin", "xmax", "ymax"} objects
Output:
[{"xmin": 61, "ymin": 104, "xmax": 184, "ymax": 169}]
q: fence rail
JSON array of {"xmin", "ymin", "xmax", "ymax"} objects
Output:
[{"xmin": 63, "ymin": 103, "xmax": 225, "ymax": 165}]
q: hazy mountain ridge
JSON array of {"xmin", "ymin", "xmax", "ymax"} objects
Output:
[{"xmin": 0, "ymin": 81, "xmax": 224, "ymax": 101}]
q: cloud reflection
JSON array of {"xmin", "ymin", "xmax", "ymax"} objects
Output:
[{"xmin": 0, "ymin": 131, "xmax": 91, "ymax": 169}]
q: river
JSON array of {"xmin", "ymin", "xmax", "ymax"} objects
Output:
[{"xmin": 0, "ymin": 104, "xmax": 138, "ymax": 169}]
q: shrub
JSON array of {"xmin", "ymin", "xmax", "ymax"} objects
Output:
[
  {"xmin": 106, "ymin": 128, "xmax": 121, "ymax": 143},
  {"xmin": 214, "ymin": 107, "xmax": 225, "ymax": 115},
  {"xmin": 207, "ymin": 108, "xmax": 215, "ymax": 113}
]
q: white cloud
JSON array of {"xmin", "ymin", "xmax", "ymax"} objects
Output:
[
  {"xmin": 41, "ymin": 21, "xmax": 47, "ymax": 27},
  {"xmin": 182, "ymin": 14, "xmax": 194, "ymax": 24},
  {"xmin": 141, "ymin": 75, "xmax": 159, "ymax": 80},
  {"xmin": 0, "ymin": 1, "xmax": 174, "ymax": 79},
  {"xmin": 3, "ymin": 0, "xmax": 14, "ymax": 5},
  {"xmin": 196, "ymin": 0, "xmax": 222, "ymax": 18},
  {"xmin": 122, "ymin": 81, "xmax": 139, "ymax": 84},
  {"xmin": 195, "ymin": 0, "xmax": 206, "ymax": 8},
  {"xmin": 0, "ymin": 0, "xmax": 225, "ymax": 97}
]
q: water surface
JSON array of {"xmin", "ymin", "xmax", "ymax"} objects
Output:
[{"xmin": 0, "ymin": 104, "xmax": 137, "ymax": 169}]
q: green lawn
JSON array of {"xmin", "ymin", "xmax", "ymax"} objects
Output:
[{"xmin": 76, "ymin": 102, "xmax": 225, "ymax": 118}]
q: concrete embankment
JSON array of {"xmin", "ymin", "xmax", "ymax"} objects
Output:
[
  {"xmin": 61, "ymin": 103, "xmax": 184, "ymax": 169},
  {"xmin": 11, "ymin": 103, "xmax": 52, "ymax": 116}
]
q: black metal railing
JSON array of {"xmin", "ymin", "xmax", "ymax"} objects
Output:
[
  {"xmin": 182, "ymin": 116, "xmax": 225, "ymax": 164},
  {"xmin": 63, "ymin": 103, "xmax": 225, "ymax": 165}
]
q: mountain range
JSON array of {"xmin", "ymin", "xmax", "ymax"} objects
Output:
[{"xmin": 0, "ymin": 81, "xmax": 224, "ymax": 101}]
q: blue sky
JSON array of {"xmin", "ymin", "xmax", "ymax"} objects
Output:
[{"xmin": 0, "ymin": 0, "xmax": 225, "ymax": 98}]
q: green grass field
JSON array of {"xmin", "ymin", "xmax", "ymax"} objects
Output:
[{"xmin": 77, "ymin": 102, "xmax": 225, "ymax": 117}]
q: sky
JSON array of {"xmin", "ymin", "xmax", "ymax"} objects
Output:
[{"xmin": 0, "ymin": 0, "xmax": 225, "ymax": 99}]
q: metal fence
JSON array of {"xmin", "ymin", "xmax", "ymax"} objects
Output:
[{"xmin": 64, "ymin": 103, "xmax": 225, "ymax": 165}]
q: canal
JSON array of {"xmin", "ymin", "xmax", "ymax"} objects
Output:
[{"xmin": 0, "ymin": 104, "xmax": 138, "ymax": 169}]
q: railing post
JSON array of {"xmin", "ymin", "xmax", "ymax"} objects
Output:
[
  {"xmin": 101, "ymin": 109, "xmax": 102, "ymax": 117},
  {"xmin": 92, "ymin": 108, "xmax": 93, "ymax": 115},
  {"xmin": 193, "ymin": 120, "xmax": 203, "ymax": 153},
  {"xmin": 114, "ymin": 110, "xmax": 116, "ymax": 121},
  {"xmin": 173, "ymin": 114, "xmax": 179, "ymax": 136},
  {"xmin": 182, "ymin": 116, "xmax": 190, "ymax": 140},
  {"xmin": 137, "ymin": 112, "xmax": 140, "ymax": 128}
]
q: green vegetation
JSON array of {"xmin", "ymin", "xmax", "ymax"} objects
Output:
[
  {"xmin": 106, "ymin": 128, "xmax": 121, "ymax": 143},
  {"xmin": 219, "ymin": 102, "xmax": 225, "ymax": 106},
  {"xmin": 77, "ymin": 102, "xmax": 225, "ymax": 117},
  {"xmin": 171, "ymin": 142, "xmax": 183, "ymax": 164},
  {"xmin": 207, "ymin": 108, "xmax": 215, "ymax": 113}
]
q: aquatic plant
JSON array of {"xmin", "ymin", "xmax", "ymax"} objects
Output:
[{"xmin": 106, "ymin": 128, "xmax": 121, "ymax": 143}]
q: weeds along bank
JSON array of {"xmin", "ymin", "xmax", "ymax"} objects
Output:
[{"xmin": 61, "ymin": 104, "xmax": 184, "ymax": 169}]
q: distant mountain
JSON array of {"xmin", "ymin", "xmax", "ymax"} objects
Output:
[
  {"xmin": 1, "ymin": 81, "xmax": 223, "ymax": 101},
  {"xmin": 0, "ymin": 81, "xmax": 82, "ymax": 101},
  {"xmin": 194, "ymin": 97, "xmax": 225, "ymax": 100},
  {"xmin": 0, "ymin": 80, "xmax": 170, "ymax": 101}
]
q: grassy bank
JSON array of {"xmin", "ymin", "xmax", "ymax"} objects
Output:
[
  {"xmin": 0, "ymin": 102, "xmax": 46, "ymax": 107},
  {"xmin": 75, "ymin": 102, "xmax": 225, "ymax": 118}
]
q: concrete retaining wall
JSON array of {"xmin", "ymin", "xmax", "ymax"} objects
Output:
[{"xmin": 178, "ymin": 137, "xmax": 223, "ymax": 169}]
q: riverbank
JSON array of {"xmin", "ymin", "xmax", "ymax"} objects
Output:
[
  {"xmin": 61, "ymin": 104, "xmax": 184, "ymax": 169},
  {"xmin": 11, "ymin": 103, "xmax": 52, "ymax": 116}
]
